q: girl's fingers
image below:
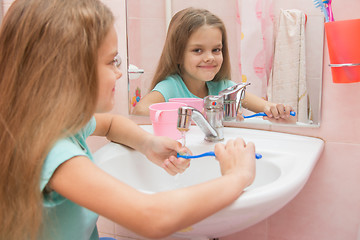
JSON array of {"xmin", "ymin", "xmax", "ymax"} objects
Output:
[
  {"xmin": 284, "ymin": 105, "xmax": 293, "ymax": 117},
  {"xmin": 275, "ymin": 104, "xmax": 285, "ymax": 118},
  {"xmin": 163, "ymin": 156, "xmax": 190, "ymax": 175},
  {"xmin": 162, "ymin": 159, "xmax": 177, "ymax": 175},
  {"xmin": 170, "ymin": 156, "xmax": 190, "ymax": 170},
  {"xmin": 177, "ymin": 146, "xmax": 192, "ymax": 156},
  {"xmin": 234, "ymin": 138, "xmax": 247, "ymax": 151},
  {"xmin": 214, "ymin": 142, "xmax": 226, "ymax": 160}
]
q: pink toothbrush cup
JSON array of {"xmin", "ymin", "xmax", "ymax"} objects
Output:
[
  {"xmin": 169, "ymin": 98, "xmax": 204, "ymax": 113},
  {"xmin": 149, "ymin": 102, "xmax": 187, "ymax": 140}
]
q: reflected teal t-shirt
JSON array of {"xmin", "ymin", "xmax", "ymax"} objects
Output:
[
  {"xmin": 40, "ymin": 117, "xmax": 99, "ymax": 240},
  {"xmin": 152, "ymin": 74, "xmax": 236, "ymax": 101}
]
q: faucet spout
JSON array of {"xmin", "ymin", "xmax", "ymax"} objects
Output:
[
  {"xmin": 178, "ymin": 95, "xmax": 224, "ymax": 142},
  {"xmin": 177, "ymin": 106, "xmax": 223, "ymax": 142}
]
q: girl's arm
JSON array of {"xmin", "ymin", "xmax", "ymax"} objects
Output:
[
  {"xmin": 132, "ymin": 91, "xmax": 165, "ymax": 115},
  {"xmin": 93, "ymin": 113, "xmax": 190, "ymax": 175},
  {"xmin": 242, "ymin": 92, "xmax": 271, "ymax": 113},
  {"xmin": 93, "ymin": 113, "xmax": 153, "ymax": 151},
  {"xmin": 49, "ymin": 138, "xmax": 255, "ymax": 239},
  {"xmin": 242, "ymin": 92, "xmax": 296, "ymax": 123}
]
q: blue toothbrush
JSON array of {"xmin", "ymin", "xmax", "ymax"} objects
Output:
[
  {"xmin": 312, "ymin": 0, "xmax": 330, "ymax": 22},
  {"xmin": 177, "ymin": 151, "xmax": 262, "ymax": 159},
  {"xmin": 243, "ymin": 111, "xmax": 296, "ymax": 119}
]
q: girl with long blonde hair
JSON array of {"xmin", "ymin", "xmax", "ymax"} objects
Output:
[{"xmin": 0, "ymin": 1, "xmax": 256, "ymax": 239}]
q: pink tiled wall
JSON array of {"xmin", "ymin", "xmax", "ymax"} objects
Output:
[{"xmin": 2, "ymin": 0, "xmax": 359, "ymax": 239}]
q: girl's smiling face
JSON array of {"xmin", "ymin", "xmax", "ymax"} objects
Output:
[
  {"xmin": 181, "ymin": 25, "xmax": 223, "ymax": 85},
  {"xmin": 96, "ymin": 26, "xmax": 122, "ymax": 113}
]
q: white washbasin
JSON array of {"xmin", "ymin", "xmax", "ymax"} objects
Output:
[{"xmin": 94, "ymin": 125, "xmax": 324, "ymax": 239}]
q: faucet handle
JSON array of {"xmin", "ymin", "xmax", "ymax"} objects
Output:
[
  {"xmin": 204, "ymin": 95, "xmax": 224, "ymax": 110},
  {"xmin": 218, "ymin": 82, "xmax": 250, "ymax": 100}
]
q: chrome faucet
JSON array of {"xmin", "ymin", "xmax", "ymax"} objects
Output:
[
  {"xmin": 177, "ymin": 83, "xmax": 250, "ymax": 142},
  {"xmin": 219, "ymin": 82, "xmax": 250, "ymax": 121},
  {"xmin": 177, "ymin": 95, "xmax": 224, "ymax": 142}
]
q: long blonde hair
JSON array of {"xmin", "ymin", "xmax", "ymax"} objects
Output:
[
  {"xmin": 0, "ymin": 0, "xmax": 114, "ymax": 239},
  {"xmin": 151, "ymin": 7, "xmax": 231, "ymax": 89}
]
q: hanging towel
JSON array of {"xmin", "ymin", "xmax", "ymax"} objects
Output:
[{"xmin": 267, "ymin": 9, "xmax": 310, "ymax": 123}]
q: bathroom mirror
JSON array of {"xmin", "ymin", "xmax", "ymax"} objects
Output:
[{"xmin": 126, "ymin": 0, "xmax": 324, "ymax": 127}]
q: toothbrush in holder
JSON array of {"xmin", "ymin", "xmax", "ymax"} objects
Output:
[
  {"xmin": 313, "ymin": 0, "xmax": 332, "ymax": 22},
  {"xmin": 323, "ymin": 0, "xmax": 334, "ymax": 22},
  {"xmin": 177, "ymin": 151, "xmax": 262, "ymax": 160},
  {"xmin": 243, "ymin": 111, "xmax": 296, "ymax": 119}
]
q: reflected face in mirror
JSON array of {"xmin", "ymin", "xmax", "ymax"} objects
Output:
[
  {"xmin": 131, "ymin": 7, "xmax": 235, "ymax": 116},
  {"xmin": 182, "ymin": 25, "xmax": 223, "ymax": 88}
]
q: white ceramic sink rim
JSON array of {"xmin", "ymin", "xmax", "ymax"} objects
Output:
[{"xmin": 94, "ymin": 125, "xmax": 324, "ymax": 238}]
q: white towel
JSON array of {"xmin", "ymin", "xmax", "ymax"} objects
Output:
[{"xmin": 267, "ymin": 9, "xmax": 310, "ymax": 123}]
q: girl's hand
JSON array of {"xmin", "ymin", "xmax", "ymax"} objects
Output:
[
  {"xmin": 236, "ymin": 109, "xmax": 244, "ymax": 121},
  {"xmin": 214, "ymin": 138, "xmax": 256, "ymax": 188},
  {"xmin": 263, "ymin": 104, "xmax": 296, "ymax": 124},
  {"xmin": 142, "ymin": 135, "xmax": 191, "ymax": 175}
]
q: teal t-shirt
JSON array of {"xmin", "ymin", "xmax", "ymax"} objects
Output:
[
  {"xmin": 40, "ymin": 117, "xmax": 99, "ymax": 240},
  {"xmin": 152, "ymin": 74, "xmax": 236, "ymax": 101}
]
